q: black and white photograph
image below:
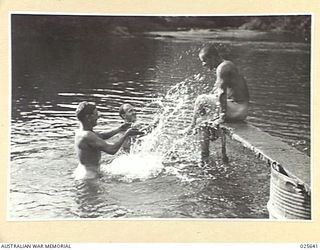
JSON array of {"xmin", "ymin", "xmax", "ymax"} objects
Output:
[{"xmin": 9, "ymin": 14, "xmax": 311, "ymax": 220}]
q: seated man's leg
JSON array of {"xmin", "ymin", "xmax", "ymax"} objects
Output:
[
  {"xmin": 219, "ymin": 128, "xmax": 229, "ymax": 163},
  {"xmin": 199, "ymin": 127, "xmax": 210, "ymax": 163}
]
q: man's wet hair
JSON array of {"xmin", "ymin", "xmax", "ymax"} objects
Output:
[
  {"xmin": 119, "ymin": 104, "xmax": 126, "ymax": 119},
  {"xmin": 119, "ymin": 103, "xmax": 132, "ymax": 119},
  {"xmin": 200, "ymin": 44, "xmax": 219, "ymax": 58},
  {"xmin": 76, "ymin": 101, "xmax": 96, "ymax": 122}
]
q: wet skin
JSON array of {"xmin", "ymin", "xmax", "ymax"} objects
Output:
[
  {"xmin": 75, "ymin": 108, "xmax": 143, "ymax": 177},
  {"xmin": 196, "ymin": 49, "xmax": 250, "ymax": 163}
]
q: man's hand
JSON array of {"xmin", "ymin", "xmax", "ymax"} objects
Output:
[
  {"xmin": 119, "ymin": 123, "xmax": 131, "ymax": 132},
  {"xmin": 200, "ymin": 117, "xmax": 220, "ymax": 129},
  {"xmin": 125, "ymin": 128, "xmax": 145, "ymax": 137}
]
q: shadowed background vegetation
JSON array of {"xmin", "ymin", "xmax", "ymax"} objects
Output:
[{"xmin": 12, "ymin": 15, "xmax": 311, "ymax": 42}]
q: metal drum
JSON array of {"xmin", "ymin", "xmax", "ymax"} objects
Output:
[{"xmin": 267, "ymin": 164, "xmax": 311, "ymax": 220}]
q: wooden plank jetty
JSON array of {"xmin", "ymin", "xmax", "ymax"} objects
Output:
[
  {"xmin": 221, "ymin": 122, "xmax": 311, "ymax": 219},
  {"xmin": 221, "ymin": 122, "xmax": 311, "ymax": 188}
]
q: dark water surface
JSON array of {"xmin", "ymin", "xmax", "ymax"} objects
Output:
[{"xmin": 10, "ymin": 23, "xmax": 310, "ymax": 219}]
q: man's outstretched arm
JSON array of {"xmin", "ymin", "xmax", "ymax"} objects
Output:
[
  {"xmin": 87, "ymin": 129, "xmax": 144, "ymax": 155},
  {"xmin": 98, "ymin": 123, "xmax": 131, "ymax": 140}
]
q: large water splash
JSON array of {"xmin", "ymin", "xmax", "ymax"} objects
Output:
[{"xmin": 103, "ymin": 73, "xmax": 211, "ymax": 181}]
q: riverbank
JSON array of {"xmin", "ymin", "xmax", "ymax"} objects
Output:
[{"xmin": 12, "ymin": 15, "xmax": 311, "ymax": 42}]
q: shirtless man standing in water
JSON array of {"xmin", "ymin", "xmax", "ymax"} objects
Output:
[
  {"xmin": 118, "ymin": 103, "xmax": 160, "ymax": 153},
  {"xmin": 187, "ymin": 44, "xmax": 250, "ymax": 163},
  {"xmin": 74, "ymin": 101, "xmax": 143, "ymax": 179},
  {"xmin": 119, "ymin": 103, "xmax": 137, "ymax": 153}
]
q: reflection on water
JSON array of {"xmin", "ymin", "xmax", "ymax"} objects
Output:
[{"xmin": 10, "ymin": 21, "xmax": 310, "ymax": 219}]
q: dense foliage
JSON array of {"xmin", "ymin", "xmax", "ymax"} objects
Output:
[{"xmin": 12, "ymin": 15, "xmax": 311, "ymax": 42}]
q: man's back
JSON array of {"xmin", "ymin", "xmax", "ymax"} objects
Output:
[{"xmin": 216, "ymin": 60, "xmax": 249, "ymax": 103}]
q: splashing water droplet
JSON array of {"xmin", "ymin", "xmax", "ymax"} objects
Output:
[{"xmin": 104, "ymin": 72, "xmax": 212, "ymax": 181}]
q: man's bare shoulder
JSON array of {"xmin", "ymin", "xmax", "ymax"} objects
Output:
[
  {"xmin": 217, "ymin": 60, "xmax": 236, "ymax": 72},
  {"xmin": 75, "ymin": 129, "xmax": 98, "ymax": 141}
]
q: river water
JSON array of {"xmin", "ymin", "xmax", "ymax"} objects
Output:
[{"xmin": 10, "ymin": 19, "xmax": 310, "ymax": 219}]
